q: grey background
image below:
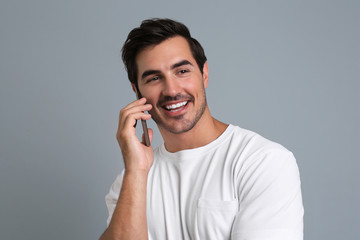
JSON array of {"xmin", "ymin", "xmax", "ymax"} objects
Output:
[{"xmin": 1, "ymin": 0, "xmax": 359, "ymax": 239}]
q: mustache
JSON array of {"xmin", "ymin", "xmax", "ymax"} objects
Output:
[{"xmin": 158, "ymin": 94, "xmax": 194, "ymax": 106}]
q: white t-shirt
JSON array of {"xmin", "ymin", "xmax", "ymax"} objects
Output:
[{"xmin": 105, "ymin": 125, "xmax": 304, "ymax": 240}]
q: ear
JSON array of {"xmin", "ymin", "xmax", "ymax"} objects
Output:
[
  {"xmin": 202, "ymin": 61, "xmax": 209, "ymax": 88},
  {"xmin": 131, "ymin": 83, "xmax": 136, "ymax": 93}
]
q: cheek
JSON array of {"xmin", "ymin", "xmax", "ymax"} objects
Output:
[
  {"xmin": 185, "ymin": 81, "xmax": 204, "ymax": 95},
  {"xmin": 142, "ymin": 93, "xmax": 158, "ymax": 107},
  {"xmin": 145, "ymin": 96, "xmax": 156, "ymax": 105},
  {"xmin": 139, "ymin": 87, "xmax": 157, "ymax": 103}
]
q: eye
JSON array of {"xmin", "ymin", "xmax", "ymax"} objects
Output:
[
  {"xmin": 146, "ymin": 76, "xmax": 159, "ymax": 83},
  {"xmin": 178, "ymin": 69, "xmax": 188, "ymax": 74}
]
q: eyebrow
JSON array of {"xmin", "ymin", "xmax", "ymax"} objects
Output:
[
  {"xmin": 140, "ymin": 60, "xmax": 193, "ymax": 80},
  {"xmin": 171, "ymin": 60, "xmax": 193, "ymax": 69},
  {"xmin": 141, "ymin": 70, "xmax": 161, "ymax": 80}
]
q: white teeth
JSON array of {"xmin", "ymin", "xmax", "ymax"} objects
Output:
[{"xmin": 165, "ymin": 101, "xmax": 188, "ymax": 110}]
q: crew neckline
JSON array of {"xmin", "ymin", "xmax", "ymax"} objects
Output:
[{"xmin": 158, "ymin": 124, "xmax": 235, "ymax": 160}]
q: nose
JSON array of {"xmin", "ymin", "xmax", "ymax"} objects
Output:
[{"xmin": 161, "ymin": 75, "xmax": 182, "ymax": 97}]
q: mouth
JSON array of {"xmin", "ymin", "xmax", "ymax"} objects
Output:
[{"xmin": 163, "ymin": 101, "xmax": 189, "ymax": 112}]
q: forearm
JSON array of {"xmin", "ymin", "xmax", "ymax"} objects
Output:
[{"xmin": 100, "ymin": 171, "xmax": 149, "ymax": 240}]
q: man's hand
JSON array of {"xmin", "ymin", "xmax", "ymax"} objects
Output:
[
  {"xmin": 116, "ymin": 97, "xmax": 153, "ymax": 173},
  {"xmin": 100, "ymin": 98, "xmax": 153, "ymax": 240}
]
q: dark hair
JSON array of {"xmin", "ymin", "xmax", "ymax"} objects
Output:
[{"xmin": 121, "ymin": 18, "xmax": 207, "ymax": 86}]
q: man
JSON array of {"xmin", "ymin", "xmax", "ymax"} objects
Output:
[{"xmin": 100, "ymin": 18, "xmax": 303, "ymax": 240}]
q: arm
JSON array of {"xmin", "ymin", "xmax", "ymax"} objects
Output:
[{"xmin": 100, "ymin": 98, "xmax": 153, "ymax": 240}]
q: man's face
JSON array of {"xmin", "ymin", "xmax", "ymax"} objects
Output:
[{"xmin": 135, "ymin": 36, "xmax": 209, "ymax": 134}]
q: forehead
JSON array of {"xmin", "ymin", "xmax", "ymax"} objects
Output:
[{"xmin": 136, "ymin": 36, "xmax": 195, "ymax": 74}]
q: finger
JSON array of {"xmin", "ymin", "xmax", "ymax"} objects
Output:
[
  {"xmin": 148, "ymin": 128, "xmax": 154, "ymax": 143},
  {"xmin": 121, "ymin": 112, "xmax": 151, "ymax": 131},
  {"xmin": 142, "ymin": 128, "xmax": 153, "ymax": 146},
  {"xmin": 122, "ymin": 97, "xmax": 147, "ymax": 111},
  {"xmin": 118, "ymin": 105, "xmax": 152, "ymax": 130},
  {"xmin": 116, "ymin": 112, "xmax": 151, "ymax": 142},
  {"xmin": 120, "ymin": 103, "xmax": 152, "ymax": 119}
]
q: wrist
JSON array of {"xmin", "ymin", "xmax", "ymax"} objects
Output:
[
  {"xmin": 122, "ymin": 170, "xmax": 149, "ymax": 191},
  {"xmin": 124, "ymin": 169, "xmax": 150, "ymax": 177}
]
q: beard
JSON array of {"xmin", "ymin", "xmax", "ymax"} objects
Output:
[{"xmin": 150, "ymin": 87, "xmax": 207, "ymax": 134}]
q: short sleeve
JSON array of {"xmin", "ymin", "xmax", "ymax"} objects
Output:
[
  {"xmin": 105, "ymin": 170, "xmax": 125, "ymax": 226},
  {"xmin": 232, "ymin": 149, "xmax": 304, "ymax": 240}
]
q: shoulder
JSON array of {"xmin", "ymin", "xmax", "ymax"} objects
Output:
[
  {"xmin": 226, "ymin": 125, "xmax": 294, "ymax": 159},
  {"xmin": 227, "ymin": 125, "xmax": 301, "ymax": 193},
  {"xmin": 226, "ymin": 125, "xmax": 299, "ymax": 184}
]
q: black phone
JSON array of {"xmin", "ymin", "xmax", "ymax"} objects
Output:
[{"xmin": 134, "ymin": 86, "xmax": 151, "ymax": 146}]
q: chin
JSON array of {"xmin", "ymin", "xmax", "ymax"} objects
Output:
[
  {"xmin": 151, "ymin": 99, "xmax": 207, "ymax": 135},
  {"xmin": 157, "ymin": 119, "xmax": 198, "ymax": 134}
]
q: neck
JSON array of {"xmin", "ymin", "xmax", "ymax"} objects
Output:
[{"xmin": 159, "ymin": 108, "xmax": 228, "ymax": 153}]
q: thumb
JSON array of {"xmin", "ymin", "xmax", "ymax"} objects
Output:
[{"xmin": 142, "ymin": 128, "xmax": 153, "ymax": 146}]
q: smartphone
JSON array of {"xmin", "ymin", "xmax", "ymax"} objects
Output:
[{"xmin": 134, "ymin": 86, "xmax": 151, "ymax": 146}]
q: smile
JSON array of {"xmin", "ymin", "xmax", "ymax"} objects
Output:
[{"xmin": 164, "ymin": 101, "xmax": 188, "ymax": 112}]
